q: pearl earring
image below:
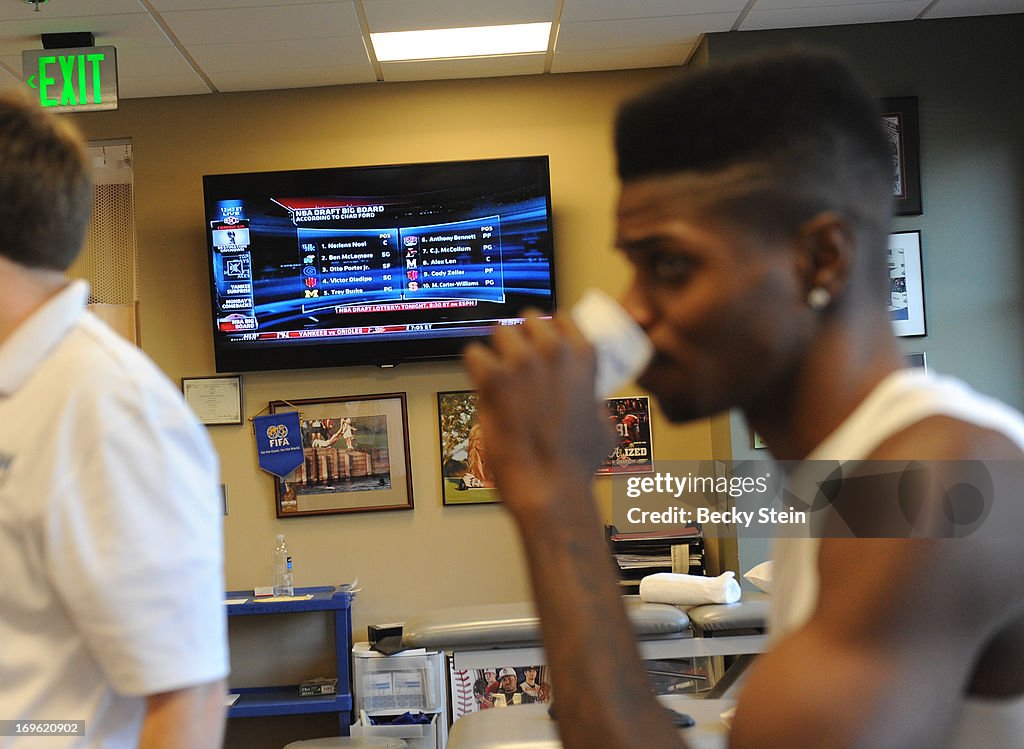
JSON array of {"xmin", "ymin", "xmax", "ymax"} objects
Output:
[{"xmin": 807, "ymin": 287, "xmax": 832, "ymax": 311}]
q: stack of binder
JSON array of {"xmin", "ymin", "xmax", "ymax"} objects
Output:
[{"xmin": 605, "ymin": 525, "xmax": 705, "ymax": 592}]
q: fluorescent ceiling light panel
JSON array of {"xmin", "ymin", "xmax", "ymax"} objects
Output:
[{"xmin": 371, "ymin": 22, "xmax": 552, "ymax": 62}]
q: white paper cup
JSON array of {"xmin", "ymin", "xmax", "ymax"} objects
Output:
[{"xmin": 571, "ymin": 288, "xmax": 653, "ymax": 397}]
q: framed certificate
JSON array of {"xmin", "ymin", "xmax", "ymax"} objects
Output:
[{"xmin": 182, "ymin": 375, "xmax": 243, "ymax": 426}]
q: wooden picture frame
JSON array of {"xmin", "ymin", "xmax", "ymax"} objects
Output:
[
  {"xmin": 270, "ymin": 393, "xmax": 413, "ymax": 517},
  {"xmin": 437, "ymin": 390, "xmax": 500, "ymax": 506}
]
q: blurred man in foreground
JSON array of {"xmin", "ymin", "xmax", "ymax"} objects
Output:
[{"xmin": 465, "ymin": 50, "xmax": 1024, "ymax": 749}]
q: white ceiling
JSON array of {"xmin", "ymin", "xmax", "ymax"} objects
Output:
[{"xmin": 0, "ymin": 0, "xmax": 1020, "ymax": 100}]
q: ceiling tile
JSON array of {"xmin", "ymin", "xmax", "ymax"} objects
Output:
[
  {"xmin": 561, "ymin": 0, "xmax": 746, "ymax": 22},
  {"xmin": 0, "ymin": 1, "xmax": 145, "ymax": 22},
  {"xmin": 118, "ymin": 73, "xmax": 211, "ymax": 98},
  {"xmin": 210, "ymin": 64, "xmax": 375, "ymax": 91},
  {"xmin": 114, "ymin": 45, "xmax": 198, "ymax": 78},
  {"xmin": 160, "ymin": 2, "xmax": 362, "ymax": 44},
  {"xmin": 188, "ymin": 37, "xmax": 371, "ymax": 72},
  {"xmin": 557, "ymin": 13, "xmax": 735, "ymax": 51},
  {"xmin": 0, "ymin": 0, "xmax": 1012, "ymax": 100},
  {"xmin": 922, "ymin": 0, "xmax": 1024, "ymax": 17},
  {"xmin": 113, "ymin": 46, "xmax": 207, "ymax": 82},
  {"xmin": 91, "ymin": 15, "xmax": 180, "ymax": 50},
  {"xmin": 148, "ymin": 0, "xmax": 351, "ymax": 9},
  {"xmin": 0, "ymin": 13, "xmax": 170, "ymax": 57},
  {"xmin": 749, "ymin": 0, "xmax": 904, "ymax": 7},
  {"xmin": 380, "ymin": 52, "xmax": 546, "ymax": 82},
  {"xmin": 741, "ymin": 2, "xmax": 932, "ymax": 30},
  {"xmin": 0, "ymin": 58, "xmax": 22, "ymax": 85},
  {"xmin": 362, "ymin": 0, "xmax": 556, "ymax": 33},
  {"xmin": 551, "ymin": 43, "xmax": 693, "ymax": 73}
]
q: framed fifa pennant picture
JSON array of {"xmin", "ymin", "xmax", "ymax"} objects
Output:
[{"xmin": 269, "ymin": 393, "xmax": 413, "ymax": 517}]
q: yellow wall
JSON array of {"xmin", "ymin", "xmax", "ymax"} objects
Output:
[{"xmin": 70, "ymin": 68, "xmax": 725, "ymax": 639}]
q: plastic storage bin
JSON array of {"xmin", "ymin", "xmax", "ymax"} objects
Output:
[
  {"xmin": 353, "ymin": 646, "xmax": 445, "ymax": 714},
  {"xmin": 350, "ymin": 714, "xmax": 438, "ymax": 749}
]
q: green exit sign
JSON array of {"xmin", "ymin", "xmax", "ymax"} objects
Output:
[{"xmin": 22, "ymin": 46, "xmax": 118, "ymax": 112}]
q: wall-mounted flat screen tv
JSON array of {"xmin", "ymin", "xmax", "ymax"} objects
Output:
[{"xmin": 203, "ymin": 155, "xmax": 555, "ymax": 372}]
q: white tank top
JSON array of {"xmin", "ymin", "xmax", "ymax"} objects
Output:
[{"xmin": 770, "ymin": 369, "xmax": 1024, "ymax": 748}]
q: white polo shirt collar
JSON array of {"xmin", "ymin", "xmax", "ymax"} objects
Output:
[{"xmin": 0, "ymin": 279, "xmax": 89, "ymax": 397}]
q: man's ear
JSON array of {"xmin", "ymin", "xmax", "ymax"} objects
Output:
[{"xmin": 793, "ymin": 211, "xmax": 854, "ymax": 302}]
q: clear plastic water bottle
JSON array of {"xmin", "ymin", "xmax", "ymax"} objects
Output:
[{"xmin": 273, "ymin": 534, "xmax": 294, "ymax": 596}]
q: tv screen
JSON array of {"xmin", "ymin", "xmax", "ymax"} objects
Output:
[{"xmin": 203, "ymin": 155, "xmax": 555, "ymax": 372}]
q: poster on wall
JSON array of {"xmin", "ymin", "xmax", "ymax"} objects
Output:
[
  {"xmin": 598, "ymin": 396, "xmax": 655, "ymax": 475},
  {"xmin": 437, "ymin": 390, "xmax": 500, "ymax": 506}
]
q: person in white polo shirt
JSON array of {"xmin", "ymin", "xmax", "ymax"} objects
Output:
[{"xmin": 0, "ymin": 92, "xmax": 228, "ymax": 747}]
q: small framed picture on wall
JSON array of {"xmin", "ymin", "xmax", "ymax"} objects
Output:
[
  {"xmin": 437, "ymin": 390, "xmax": 500, "ymax": 506},
  {"xmin": 881, "ymin": 97, "xmax": 922, "ymax": 216},
  {"xmin": 888, "ymin": 231, "xmax": 926, "ymax": 337},
  {"xmin": 598, "ymin": 396, "xmax": 655, "ymax": 475}
]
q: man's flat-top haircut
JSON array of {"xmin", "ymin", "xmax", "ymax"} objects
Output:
[
  {"xmin": 615, "ymin": 49, "xmax": 894, "ymax": 246},
  {"xmin": 0, "ymin": 92, "xmax": 92, "ymax": 271}
]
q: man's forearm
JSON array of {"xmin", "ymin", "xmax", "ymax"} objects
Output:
[
  {"xmin": 518, "ymin": 493, "xmax": 686, "ymax": 749},
  {"xmin": 139, "ymin": 679, "xmax": 227, "ymax": 749}
]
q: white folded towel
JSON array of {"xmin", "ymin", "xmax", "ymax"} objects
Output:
[{"xmin": 639, "ymin": 571, "xmax": 742, "ymax": 606}]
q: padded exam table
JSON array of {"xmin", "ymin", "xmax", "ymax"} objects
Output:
[
  {"xmin": 403, "ymin": 597, "xmax": 764, "ymax": 748},
  {"xmin": 401, "ymin": 594, "xmax": 769, "ymax": 673}
]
